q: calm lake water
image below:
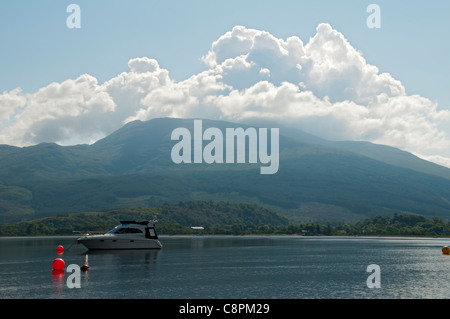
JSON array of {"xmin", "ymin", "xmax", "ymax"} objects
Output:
[{"xmin": 1, "ymin": 235, "xmax": 450, "ymax": 299}]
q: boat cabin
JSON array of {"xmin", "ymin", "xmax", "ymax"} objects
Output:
[{"xmin": 106, "ymin": 220, "xmax": 159, "ymax": 239}]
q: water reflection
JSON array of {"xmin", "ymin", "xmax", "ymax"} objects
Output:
[
  {"xmin": 51, "ymin": 269, "xmax": 65, "ymax": 298},
  {"xmin": 3, "ymin": 236, "xmax": 450, "ymax": 298},
  {"xmin": 83, "ymin": 248, "xmax": 161, "ymax": 264},
  {"xmin": 81, "ymin": 249, "xmax": 161, "ymax": 279}
]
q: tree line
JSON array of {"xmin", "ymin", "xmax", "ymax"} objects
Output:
[{"xmin": 1, "ymin": 201, "xmax": 450, "ymax": 237}]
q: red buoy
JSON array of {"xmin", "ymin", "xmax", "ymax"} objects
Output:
[
  {"xmin": 443, "ymin": 246, "xmax": 450, "ymax": 255},
  {"xmin": 52, "ymin": 258, "xmax": 65, "ymax": 270},
  {"xmin": 56, "ymin": 245, "xmax": 64, "ymax": 254},
  {"xmin": 81, "ymin": 264, "xmax": 90, "ymax": 271}
]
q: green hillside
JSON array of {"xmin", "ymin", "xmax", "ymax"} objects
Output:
[
  {"xmin": 276, "ymin": 123, "xmax": 450, "ymax": 180},
  {"xmin": 1, "ymin": 118, "xmax": 450, "ymax": 224}
]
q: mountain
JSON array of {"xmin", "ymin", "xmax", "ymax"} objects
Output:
[
  {"xmin": 2, "ymin": 117, "xmax": 450, "ymax": 224},
  {"xmin": 247, "ymin": 119, "xmax": 450, "ymax": 180}
]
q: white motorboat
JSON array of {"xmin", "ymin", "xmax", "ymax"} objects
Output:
[{"xmin": 77, "ymin": 219, "xmax": 162, "ymax": 250}]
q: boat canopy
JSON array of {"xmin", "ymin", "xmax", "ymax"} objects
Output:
[{"xmin": 120, "ymin": 221, "xmax": 150, "ymax": 226}]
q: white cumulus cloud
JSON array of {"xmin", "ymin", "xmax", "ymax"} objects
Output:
[
  {"xmin": 0, "ymin": 88, "xmax": 26, "ymax": 121},
  {"xmin": 0, "ymin": 74, "xmax": 116, "ymax": 146},
  {"xmin": 0, "ymin": 23, "xmax": 449, "ymax": 168}
]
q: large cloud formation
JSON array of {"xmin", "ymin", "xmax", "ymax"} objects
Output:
[{"xmin": 1, "ymin": 23, "xmax": 450, "ymax": 166}]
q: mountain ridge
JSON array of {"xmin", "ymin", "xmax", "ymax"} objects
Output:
[{"xmin": 1, "ymin": 117, "xmax": 450, "ymax": 224}]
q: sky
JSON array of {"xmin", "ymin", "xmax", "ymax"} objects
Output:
[{"xmin": 1, "ymin": 0, "xmax": 450, "ymax": 167}]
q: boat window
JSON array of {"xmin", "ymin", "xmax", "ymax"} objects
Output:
[{"xmin": 111, "ymin": 227, "xmax": 143, "ymax": 234}]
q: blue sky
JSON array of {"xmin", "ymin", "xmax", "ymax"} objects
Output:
[
  {"xmin": 1, "ymin": 0, "xmax": 450, "ymax": 167},
  {"xmin": 1, "ymin": 0, "xmax": 448, "ymax": 106}
]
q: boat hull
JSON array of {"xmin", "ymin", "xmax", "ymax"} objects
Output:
[{"xmin": 78, "ymin": 235, "xmax": 162, "ymax": 250}]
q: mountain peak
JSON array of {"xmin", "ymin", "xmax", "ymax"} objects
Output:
[{"xmin": 1, "ymin": 117, "xmax": 450, "ymax": 224}]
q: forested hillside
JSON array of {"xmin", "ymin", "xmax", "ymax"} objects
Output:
[
  {"xmin": 2, "ymin": 118, "xmax": 450, "ymax": 224},
  {"xmin": 2, "ymin": 201, "xmax": 450, "ymax": 238}
]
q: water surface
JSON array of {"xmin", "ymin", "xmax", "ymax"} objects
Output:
[{"xmin": 1, "ymin": 236, "xmax": 449, "ymax": 299}]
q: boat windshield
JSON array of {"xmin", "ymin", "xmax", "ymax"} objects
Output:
[{"xmin": 106, "ymin": 225, "xmax": 143, "ymax": 234}]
